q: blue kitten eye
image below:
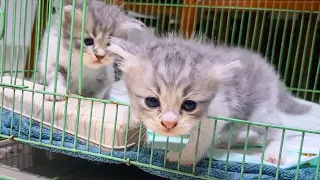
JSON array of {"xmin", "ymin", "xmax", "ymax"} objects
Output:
[
  {"xmin": 181, "ymin": 100, "xmax": 197, "ymax": 112},
  {"xmin": 145, "ymin": 97, "xmax": 160, "ymax": 108},
  {"xmin": 84, "ymin": 38, "xmax": 94, "ymax": 46}
]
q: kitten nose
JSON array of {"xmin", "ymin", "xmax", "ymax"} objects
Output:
[
  {"xmin": 95, "ymin": 55, "xmax": 105, "ymax": 61},
  {"xmin": 161, "ymin": 111, "xmax": 178, "ymax": 129}
]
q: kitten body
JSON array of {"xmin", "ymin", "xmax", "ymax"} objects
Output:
[
  {"xmin": 105, "ymin": 35, "xmax": 310, "ymax": 165},
  {"xmin": 38, "ymin": 0, "xmax": 146, "ymax": 101}
]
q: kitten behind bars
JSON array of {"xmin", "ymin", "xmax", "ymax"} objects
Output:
[
  {"xmin": 105, "ymin": 35, "xmax": 310, "ymax": 165},
  {"xmin": 38, "ymin": 0, "xmax": 146, "ymax": 101}
]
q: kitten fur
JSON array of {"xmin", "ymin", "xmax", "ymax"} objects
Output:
[
  {"xmin": 38, "ymin": 0, "xmax": 146, "ymax": 101},
  {"xmin": 105, "ymin": 35, "xmax": 311, "ymax": 165}
]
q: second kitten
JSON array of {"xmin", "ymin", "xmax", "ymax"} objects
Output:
[{"xmin": 38, "ymin": 0, "xmax": 146, "ymax": 101}]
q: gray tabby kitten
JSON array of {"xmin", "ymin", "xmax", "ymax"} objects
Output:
[
  {"xmin": 38, "ymin": 0, "xmax": 145, "ymax": 101},
  {"xmin": 105, "ymin": 35, "xmax": 310, "ymax": 165}
]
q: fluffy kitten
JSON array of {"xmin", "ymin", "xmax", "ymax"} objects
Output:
[
  {"xmin": 38, "ymin": 0, "xmax": 146, "ymax": 101},
  {"xmin": 105, "ymin": 35, "xmax": 310, "ymax": 166}
]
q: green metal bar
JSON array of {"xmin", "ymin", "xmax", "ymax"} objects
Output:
[
  {"xmin": 28, "ymin": 0, "xmax": 43, "ymax": 141},
  {"xmin": 136, "ymin": 121, "xmax": 144, "ymax": 161},
  {"xmin": 98, "ymin": 103, "xmax": 107, "ymax": 153},
  {"xmin": 193, "ymin": 121, "xmax": 202, "ymax": 173},
  {"xmin": 240, "ymin": 125, "xmax": 251, "ymax": 180},
  {"xmin": 265, "ymin": 1, "xmax": 276, "ymax": 61},
  {"xmin": 244, "ymin": 0, "xmax": 254, "ymax": 48},
  {"xmin": 284, "ymin": 2, "xmax": 299, "ymax": 83},
  {"xmin": 217, "ymin": 0, "xmax": 225, "ymax": 44},
  {"xmin": 61, "ymin": 0, "xmax": 76, "ymax": 146},
  {"xmin": 224, "ymin": 122, "xmax": 234, "ymax": 179},
  {"xmin": 297, "ymin": 4, "xmax": 314, "ymax": 97},
  {"xmin": 270, "ymin": 2, "xmax": 284, "ymax": 65},
  {"xmin": 295, "ymin": 132, "xmax": 305, "ymax": 180},
  {"xmin": 86, "ymin": 101, "xmax": 94, "ymax": 151},
  {"xmin": 304, "ymin": 14, "xmax": 319, "ymax": 99},
  {"xmin": 0, "ymin": 0, "xmax": 9, "ymax": 82},
  {"xmin": 177, "ymin": 135, "xmax": 184, "ymax": 171},
  {"xmin": 198, "ymin": 0, "xmax": 206, "ymax": 36},
  {"xmin": 207, "ymin": 119, "xmax": 218, "ymax": 176},
  {"xmin": 230, "ymin": 0, "xmax": 240, "ymax": 46},
  {"xmin": 275, "ymin": 130, "xmax": 286, "ymax": 180},
  {"xmin": 277, "ymin": 1, "xmax": 291, "ymax": 76},
  {"xmin": 0, "ymin": 0, "xmax": 7, "ymax": 129},
  {"xmin": 0, "ymin": 7, "xmax": 4, "ymax": 40},
  {"xmin": 290, "ymin": 4, "xmax": 306, "ymax": 90},
  {"xmin": 163, "ymin": 137, "xmax": 169, "ymax": 167},
  {"xmin": 251, "ymin": 0, "xmax": 261, "ymax": 50},
  {"xmin": 149, "ymin": 132, "xmax": 156, "ymax": 165},
  {"xmin": 40, "ymin": 0, "xmax": 53, "ymax": 143},
  {"xmin": 258, "ymin": 127, "xmax": 268, "ymax": 180},
  {"xmin": 224, "ymin": 0, "xmax": 232, "ymax": 44},
  {"xmin": 204, "ymin": 0, "xmax": 212, "ymax": 38},
  {"xmin": 257, "ymin": 0, "xmax": 268, "ymax": 53},
  {"xmin": 110, "ymin": 104, "xmax": 119, "ymax": 156},
  {"xmin": 210, "ymin": 0, "xmax": 219, "ymax": 40},
  {"xmin": 123, "ymin": 107, "xmax": 131, "ymax": 158}
]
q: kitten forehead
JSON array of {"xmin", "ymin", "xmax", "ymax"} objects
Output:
[{"xmin": 62, "ymin": 0, "xmax": 130, "ymax": 40}]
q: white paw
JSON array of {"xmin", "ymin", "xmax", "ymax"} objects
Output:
[
  {"xmin": 167, "ymin": 151, "xmax": 199, "ymax": 166},
  {"xmin": 106, "ymin": 38, "xmax": 136, "ymax": 60},
  {"xmin": 264, "ymin": 148, "xmax": 286, "ymax": 165},
  {"xmin": 264, "ymin": 152, "xmax": 286, "ymax": 165},
  {"xmin": 45, "ymin": 84, "xmax": 67, "ymax": 101}
]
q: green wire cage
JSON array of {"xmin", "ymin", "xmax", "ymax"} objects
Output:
[{"xmin": 0, "ymin": 0, "xmax": 320, "ymax": 179}]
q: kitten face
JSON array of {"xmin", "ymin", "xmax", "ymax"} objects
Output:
[
  {"xmin": 61, "ymin": 0, "xmax": 145, "ymax": 69},
  {"xmin": 122, "ymin": 43, "xmax": 221, "ymax": 136}
]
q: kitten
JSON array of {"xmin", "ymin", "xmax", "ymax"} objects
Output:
[
  {"xmin": 105, "ymin": 35, "xmax": 310, "ymax": 166},
  {"xmin": 38, "ymin": 0, "xmax": 146, "ymax": 101}
]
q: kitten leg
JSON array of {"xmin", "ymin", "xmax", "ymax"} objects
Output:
[
  {"xmin": 263, "ymin": 129, "xmax": 287, "ymax": 165},
  {"xmin": 250, "ymin": 108, "xmax": 287, "ymax": 165},
  {"xmin": 44, "ymin": 66, "xmax": 67, "ymax": 101}
]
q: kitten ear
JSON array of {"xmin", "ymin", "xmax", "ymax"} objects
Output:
[
  {"xmin": 211, "ymin": 60, "xmax": 242, "ymax": 81},
  {"xmin": 62, "ymin": 5, "xmax": 83, "ymax": 24}
]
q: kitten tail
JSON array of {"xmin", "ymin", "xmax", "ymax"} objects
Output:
[{"xmin": 277, "ymin": 84, "xmax": 310, "ymax": 115}]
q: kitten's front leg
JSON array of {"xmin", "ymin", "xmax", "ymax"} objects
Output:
[
  {"xmin": 45, "ymin": 66, "xmax": 67, "ymax": 101},
  {"xmin": 106, "ymin": 37, "xmax": 141, "ymax": 59}
]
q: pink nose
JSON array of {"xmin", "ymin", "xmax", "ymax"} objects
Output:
[
  {"xmin": 95, "ymin": 55, "xmax": 105, "ymax": 61},
  {"xmin": 160, "ymin": 111, "xmax": 179, "ymax": 129},
  {"xmin": 161, "ymin": 120, "xmax": 177, "ymax": 129}
]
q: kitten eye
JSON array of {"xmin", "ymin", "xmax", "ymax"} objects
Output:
[
  {"xmin": 181, "ymin": 100, "xmax": 197, "ymax": 112},
  {"xmin": 84, "ymin": 38, "xmax": 94, "ymax": 46},
  {"xmin": 145, "ymin": 97, "xmax": 160, "ymax": 108}
]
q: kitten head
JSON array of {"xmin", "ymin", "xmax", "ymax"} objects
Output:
[
  {"xmin": 61, "ymin": 0, "xmax": 145, "ymax": 69},
  {"xmin": 118, "ymin": 38, "xmax": 240, "ymax": 136}
]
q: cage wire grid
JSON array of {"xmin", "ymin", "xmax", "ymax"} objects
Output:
[{"xmin": 0, "ymin": 0, "xmax": 320, "ymax": 180}]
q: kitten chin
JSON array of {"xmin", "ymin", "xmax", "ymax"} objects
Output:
[
  {"xmin": 106, "ymin": 35, "xmax": 311, "ymax": 166},
  {"xmin": 38, "ymin": 0, "xmax": 146, "ymax": 101}
]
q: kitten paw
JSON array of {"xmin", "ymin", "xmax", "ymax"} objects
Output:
[
  {"xmin": 264, "ymin": 153, "xmax": 286, "ymax": 165},
  {"xmin": 166, "ymin": 151, "xmax": 198, "ymax": 166},
  {"xmin": 264, "ymin": 150, "xmax": 286, "ymax": 165},
  {"xmin": 45, "ymin": 84, "xmax": 67, "ymax": 101}
]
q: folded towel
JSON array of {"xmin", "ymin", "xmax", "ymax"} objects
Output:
[{"xmin": 1, "ymin": 109, "xmax": 319, "ymax": 180}]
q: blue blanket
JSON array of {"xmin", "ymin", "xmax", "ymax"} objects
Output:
[{"xmin": 1, "ymin": 109, "xmax": 319, "ymax": 180}]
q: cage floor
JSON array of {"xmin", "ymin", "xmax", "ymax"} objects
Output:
[{"xmin": 1, "ymin": 153, "xmax": 167, "ymax": 180}]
